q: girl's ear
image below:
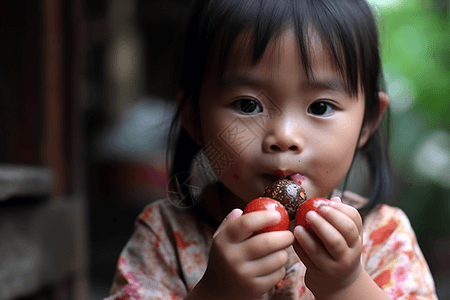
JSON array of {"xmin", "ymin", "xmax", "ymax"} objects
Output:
[
  {"xmin": 357, "ymin": 92, "xmax": 390, "ymax": 148},
  {"xmin": 177, "ymin": 90, "xmax": 204, "ymax": 146}
]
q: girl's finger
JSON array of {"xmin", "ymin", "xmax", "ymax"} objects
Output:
[
  {"xmin": 318, "ymin": 205, "xmax": 361, "ymax": 248},
  {"xmin": 245, "ymin": 231, "xmax": 294, "ymax": 260},
  {"xmin": 294, "ymin": 224, "xmax": 331, "ymax": 266},
  {"xmin": 246, "ymin": 249, "xmax": 289, "ymax": 277},
  {"xmin": 254, "ymin": 266, "xmax": 286, "ymax": 291},
  {"xmin": 304, "ymin": 210, "xmax": 350, "ymax": 260},
  {"xmin": 328, "ymin": 201, "xmax": 363, "ymax": 234},
  {"xmin": 213, "ymin": 208, "xmax": 242, "ymax": 239},
  {"xmin": 227, "ymin": 210, "xmax": 282, "ymax": 242},
  {"xmin": 293, "ymin": 237, "xmax": 315, "ymax": 269},
  {"xmin": 329, "ymin": 196, "xmax": 342, "ymax": 203}
]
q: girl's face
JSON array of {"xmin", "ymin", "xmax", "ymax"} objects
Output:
[{"xmin": 196, "ymin": 29, "xmax": 368, "ymax": 205}]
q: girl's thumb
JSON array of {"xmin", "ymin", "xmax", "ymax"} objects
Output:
[
  {"xmin": 213, "ymin": 208, "xmax": 243, "ymax": 239},
  {"xmin": 228, "ymin": 208, "xmax": 243, "ymax": 220}
]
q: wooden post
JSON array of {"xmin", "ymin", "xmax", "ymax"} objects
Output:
[{"xmin": 42, "ymin": 0, "xmax": 66, "ymax": 196}]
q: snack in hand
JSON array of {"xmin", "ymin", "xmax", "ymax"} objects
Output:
[
  {"xmin": 295, "ymin": 197, "xmax": 330, "ymax": 229},
  {"xmin": 243, "ymin": 197, "xmax": 290, "ymax": 234},
  {"xmin": 263, "ymin": 179, "xmax": 307, "ymax": 220}
]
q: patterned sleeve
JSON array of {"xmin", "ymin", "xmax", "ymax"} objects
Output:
[
  {"xmin": 103, "ymin": 206, "xmax": 189, "ymax": 300},
  {"xmin": 362, "ymin": 205, "xmax": 439, "ymax": 300}
]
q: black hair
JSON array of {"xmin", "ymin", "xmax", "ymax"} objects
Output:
[{"xmin": 167, "ymin": 0, "xmax": 392, "ymax": 212}]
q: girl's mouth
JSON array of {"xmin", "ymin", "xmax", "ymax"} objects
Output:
[
  {"xmin": 290, "ymin": 173, "xmax": 305, "ymax": 185},
  {"xmin": 270, "ymin": 170, "xmax": 305, "ymax": 185}
]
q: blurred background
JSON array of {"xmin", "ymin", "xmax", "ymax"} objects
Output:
[{"xmin": 0, "ymin": 0, "xmax": 448, "ymax": 299}]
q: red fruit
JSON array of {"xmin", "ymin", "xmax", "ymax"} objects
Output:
[
  {"xmin": 295, "ymin": 197, "xmax": 330, "ymax": 229},
  {"xmin": 243, "ymin": 197, "xmax": 290, "ymax": 234}
]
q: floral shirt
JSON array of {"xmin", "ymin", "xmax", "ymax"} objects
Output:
[{"xmin": 104, "ymin": 192, "xmax": 438, "ymax": 300}]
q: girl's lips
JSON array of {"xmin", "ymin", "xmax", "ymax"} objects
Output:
[
  {"xmin": 270, "ymin": 170, "xmax": 305, "ymax": 185},
  {"xmin": 271, "ymin": 170, "xmax": 293, "ymax": 178}
]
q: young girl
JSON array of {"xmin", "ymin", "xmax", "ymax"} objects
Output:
[{"xmin": 105, "ymin": 0, "xmax": 439, "ymax": 299}]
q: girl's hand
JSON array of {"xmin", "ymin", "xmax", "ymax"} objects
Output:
[
  {"xmin": 293, "ymin": 197, "xmax": 364, "ymax": 299},
  {"xmin": 198, "ymin": 208, "xmax": 294, "ymax": 300}
]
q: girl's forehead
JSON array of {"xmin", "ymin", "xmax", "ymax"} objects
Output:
[{"xmin": 217, "ymin": 27, "xmax": 342, "ymax": 83}]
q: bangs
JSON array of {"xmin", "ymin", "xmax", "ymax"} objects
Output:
[{"xmin": 201, "ymin": 0, "xmax": 380, "ymax": 98}]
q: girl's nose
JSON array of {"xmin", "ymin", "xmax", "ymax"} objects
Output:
[{"xmin": 263, "ymin": 123, "xmax": 304, "ymax": 154}]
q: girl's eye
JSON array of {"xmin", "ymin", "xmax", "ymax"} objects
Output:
[
  {"xmin": 308, "ymin": 101, "xmax": 334, "ymax": 116},
  {"xmin": 234, "ymin": 98, "xmax": 263, "ymax": 114}
]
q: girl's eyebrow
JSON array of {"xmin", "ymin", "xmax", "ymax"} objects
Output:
[
  {"xmin": 305, "ymin": 78, "xmax": 347, "ymax": 93},
  {"xmin": 219, "ymin": 72, "xmax": 349, "ymax": 93},
  {"xmin": 219, "ymin": 73, "xmax": 270, "ymax": 88}
]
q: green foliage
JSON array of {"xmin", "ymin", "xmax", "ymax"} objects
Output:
[
  {"xmin": 375, "ymin": 1, "xmax": 450, "ymax": 237},
  {"xmin": 380, "ymin": 3, "xmax": 450, "ymax": 124}
]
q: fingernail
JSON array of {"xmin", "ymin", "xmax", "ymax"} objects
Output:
[
  {"xmin": 319, "ymin": 205, "xmax": 329, "ymax": 213},
  {"xmin": 330, "ymin": 196, "xmax": 341, "ymax": 203},
  {"xmin": 294, "ymin": 225, "xmax": 305, "ymax": 237},
  {"xmin": 229, "ymin": 209, "xmax": 242, "ymax": 220},
  {"xmin": 306, "ymin": 210, "xmax": 318, "ymax": 221},
  {"xmin": 268, "ymin": 211, "xmax": 281, "ymax": 221},
  {"xmin": 269, "ymin": 210, "xmax": 281, "ymax": 218},
  {"xmin": 329, "ymin": 200, "xmax": 341, "ymax": 208}
]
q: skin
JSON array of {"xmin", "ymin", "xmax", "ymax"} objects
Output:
[{"xmin": 182, "ymin": 28, "xmax": 391, "ymax": 300}]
